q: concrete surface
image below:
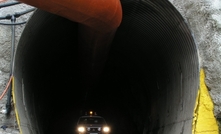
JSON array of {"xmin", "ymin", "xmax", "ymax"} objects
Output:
[
  {"xmin": 169, "ymin": 0, "xmax": 221, "ymax": 117},
  {"xmin": 0, "ymin": 0, "xmax": 33, "ymax": 133}
]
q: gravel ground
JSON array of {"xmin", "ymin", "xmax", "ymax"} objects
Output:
[{"xmin": 0, "ymin": 109, "xmax": 19, "ymax": 134}]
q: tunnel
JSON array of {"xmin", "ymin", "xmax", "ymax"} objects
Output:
[{"xmin": 13, "ymin": 0, "xmax": 199, "ymax": 134}]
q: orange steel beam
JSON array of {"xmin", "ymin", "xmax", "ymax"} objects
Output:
[
  {"xmin": 17, "ymin": 0, "xmax": 122, "ymax": 33},
  {"xmin": 18, "ymin": 0, "xmax": 122, "ymax": 90}
]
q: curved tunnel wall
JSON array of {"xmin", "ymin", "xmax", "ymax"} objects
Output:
[{"xmin": 13, "ymin": 0, "xmax": 199, "ymax": 134}]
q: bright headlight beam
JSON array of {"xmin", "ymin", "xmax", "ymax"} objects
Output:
[
  {"xmin": 78, "ymin": 126, "xmax": 85, "ymax": 132},
  {"xmin": 103, "ymin": 126, "xmax": 110, "ymax": 132}
]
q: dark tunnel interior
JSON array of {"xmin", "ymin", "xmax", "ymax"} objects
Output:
[{"xmin": 13, "ymin": 0, "xmax": 199, "ymax": 134}]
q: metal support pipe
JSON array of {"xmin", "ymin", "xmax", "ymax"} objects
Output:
[{"xmin": 5, "ymin": 15, "xmax": 15, "ymax": 115}]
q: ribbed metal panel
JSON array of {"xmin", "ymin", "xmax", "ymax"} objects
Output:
[{"xmin": 13, "ymin": 0, "xmax": 199, "ymax": 133}]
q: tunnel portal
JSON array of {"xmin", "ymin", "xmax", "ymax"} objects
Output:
[{"xmin": 13, "ymin": 0, "xmax": 199, "ymax": 134}]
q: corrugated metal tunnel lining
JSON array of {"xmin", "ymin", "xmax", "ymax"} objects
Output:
[{"xmin": 13, "ymin": 0, "xmax": 199, "ymax": 134}]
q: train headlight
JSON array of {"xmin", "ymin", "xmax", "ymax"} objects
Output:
[
  {"xmin": 78, "ymin": 126, "xmax": 85, "ymax": 132},
  {"xmin": 103, "ymin": 126, "xmax": 110, "ymax": 132}
]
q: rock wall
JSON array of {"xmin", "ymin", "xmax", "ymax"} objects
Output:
[
  {"xmin": 0, "ymin": 0, "xmax": 33, "ymax": 133},
  {"xmin": 169, "ymin": 0, "xmax": 221, "ymax": 117}
]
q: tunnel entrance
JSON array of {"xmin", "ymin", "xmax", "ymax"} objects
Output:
[{"xmin": 13, "ymin": 0, "xmax": 199, "ymax": 134}]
